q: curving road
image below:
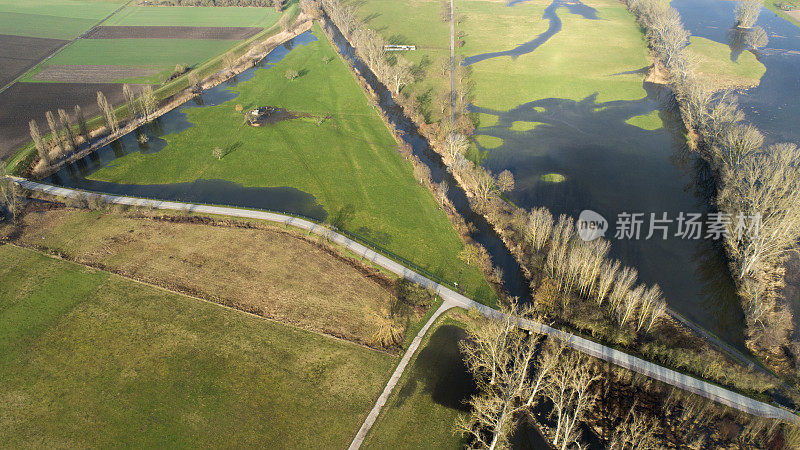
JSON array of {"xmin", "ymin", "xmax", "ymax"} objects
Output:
[{"xmin": 8, "ymin": 177, "xmax": 799, "ymax": 424}]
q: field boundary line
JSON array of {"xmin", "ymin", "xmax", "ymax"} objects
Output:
[
  {"xmin": 0, "ymin": 0, "xmax": 135, "ymax": 94},
  {"xmin": 7, "ymin": 177, "xmax": 799, "ymax": 424},
  {"xmin": 2, "ymin": 241, "xmax": 394, "ymax": 356}
]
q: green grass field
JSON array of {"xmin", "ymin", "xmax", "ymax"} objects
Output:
[
  {"xmin": 363, "ymin": 311, "xmax": 474, "ymax": 449},
  {"xmin": 0, "ymin": 0, "xmax": 125, "ymax": 40},
  {"xmin": 686, "ymin": 36, "xmax": 766, "ymax": 88},
  {"xmin": 0, "ymin": 244, "xmax": 394, "ymax": 447},
  {"xmin": 84, "ymin": 24, "xmax": 496, "ymax": 304},
  {"xmin": 106, "ymin": 4, "xmax": 281, "ymax": 27}
]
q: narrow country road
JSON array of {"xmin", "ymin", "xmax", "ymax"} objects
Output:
[
  {"xmin": 450, "ymin": 0, "xmax": 456, "ymax": 122},
  {"xmin": 8, "ymin": 177, "xmax": 799, "ymax": 427}
]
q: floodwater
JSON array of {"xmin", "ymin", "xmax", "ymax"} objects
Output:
[
  {"xmin": 671, "ymin": 0, "xmax": 800, "ymax": 145},
  {"xmin": 466, "ymin": 0, "xmax": 750, "ymax": 346},
  {"xmin": 46, "ymin": 31, "xmax": 328, "ymax": 222}
]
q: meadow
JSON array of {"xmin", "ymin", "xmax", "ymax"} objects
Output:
[
  {"xmin": 0, "ymin": 0, "xmax": 125, "ymax": 40},
  {"xmin": 363, "ymin": 311, "xmax": 474, "ymax": 449},
  {"xmin": 83, "ymin": 24, "xmax": 496, "ymax": 304},
  {"xmin": 0, "ymin": 244, "xmax": 394, "ymax": 447},
  {"xmin": 106, "ymin": 4, "xmax": 281, "ymax": 27}
]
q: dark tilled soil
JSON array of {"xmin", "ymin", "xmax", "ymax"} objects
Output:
[
  {"xmin": 0, "ymin": 34, "xmax": 67, "ymax": 87},
  {"xmin": 84, "ymin": 26, "xmax": 263, "ymax": 40},
  {"xmin": 0, "ymin": 82, "xmax": 131, "ymax": 160}
]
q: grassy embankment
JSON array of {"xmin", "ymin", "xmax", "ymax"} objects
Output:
[
  {"xmin": 3, "ymin": 206, "xmax": 408, "ymax": 346},
  {"xmin": 763, "ymin": 0, "xmax": 800, "ymax": 28},
  {"xmin": 363, "ymin": 309, "xmax": 476, "ymax": 449},
  {"xmin": 81, "ymin": 24, "xmax": 496, "ymax": 304},
  {"xmin": 0, "ymin": 244, "xmax": 394, "ymax": 447}
]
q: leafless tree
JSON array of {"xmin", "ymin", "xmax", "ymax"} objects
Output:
[
  {"xmin": 279, "ymin": 13, "xmax": 292, "ymax": 32},
  {"xmin": 389, "ymin": 55, "xmax": 413, "ymax": 95},
  {"xmin": 58, "ymin": 109, "xmax": 78, "ymax": 153},
  {"xmin": 496, "ymin": 170, "xmax": 515, "ymax": 193},
  {"xmin": 745, "ymin": 26, "xmax": 768, "ymax": 49},
  {"xmin": 608, "ymin": 403, "xmax": 659, "ymax": 449},
  {"xmin": 714, "ymin": 123, "xmax": 763, "ymax": 168},
  {"xmin": 413, "ymin": 163, "xmax": 431, "ymax": 184},
  {"xmin": 444, "ymin": 132, "xmax": 469, "ymax": 163},
  {"xmin": 29, "ymin": 120, "xmax": 50, "ymax": 167},
  {"xmin": 544, "ymin": 350, "xmax": 599, "ymax": 450},
  {"xmin": 140, "ymin": 85, "xmax": 158, "ymax": 122},
  {"xmin": 735, "ymin": 0, "xmax": 762, "ymax": 29},
  {"xmin": 97, "ymin": 91, "xmax": 118, "ymax": 134},
  {"xmin": 474, "ymin": 169, "xmax": 496, "ymax": 202},
  {"xmin": 594, "ymin": 259, "xmax": 620, "ymax": 306},
  {"xmin": 123, "ymin": 84, "xmax": 139, "ymax": 120},
  {"xmin": 45, "ymin": 110, "xmax": 65, "ymax": 156},
  {"xmin": 223, "ymin": 51, "xmax": 237, "ymax": 72},
  {"xmin": 435, "ymin": 180, "xmax": 449, "ymax": 206},
  {"xmin": 0, "ymin": 162, "xmax": 22, "ymax": 222},
  {"xmin": 524, "ymin": 207, "xmax": 554, "ymax": 253},
  {"xmin": 609, "ymin": 266, "xmax": 638, "ymax": 312},
  {"xmin": 74, "ymin": 105, "xmax": 90, "ymax": 144}
]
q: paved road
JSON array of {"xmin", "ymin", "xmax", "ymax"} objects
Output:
[
  {"xmin": 450, "ymin": 0, "xmax": 456, "ymax": 122},
  {"xmin": 9, "ymin": 177, "xmax": 799, "ymax": 424}
]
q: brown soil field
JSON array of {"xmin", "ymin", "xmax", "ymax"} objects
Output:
[
  {"xmin": 85, "ymin": 25, "xmax": 262, "ymax": 40},
  {"xmin": 32, "ymin": 64, "xmax": 158, "ymax": 83},
  {"xmin": 0, "ymin": 82, "xmax": 131, "ymax": 159},
  {"xmin": 2, "ymin": 206, "xmax": 402, "ymax": 347},
  {"xmin": 0, "ymin": 34, "xmax": 66, "ymax": 87}
]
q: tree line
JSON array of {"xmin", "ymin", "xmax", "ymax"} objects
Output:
[
  {"xmin": 626, "ymin": 0, "xmax": 800, "ymax": 375},
  {"xmin": 458, "ymin": 304, "xmax": 799, "ymax": 449},
  {"xmin": 28, "ymin": 85, "xmax": 158, "ymax": 173}
]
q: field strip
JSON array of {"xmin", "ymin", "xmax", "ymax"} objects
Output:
[
  {"xmin": 8, "ymin": 176, "xmax": 800, "ymax": 424},
  {"xmin": 0, "ymin": 0, "xmax": 134, "ymax": 94},
  {"xmin": 32, "ymin": 64, "xmax": 158, "ymax": 83},
  {"xmin": 84, "ymin": 25, "xmax": 263, "ymax": 40}
]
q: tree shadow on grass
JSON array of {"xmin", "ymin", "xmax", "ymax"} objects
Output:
[{"xmin": 394, "ymin": 325, "xmax": 477, "ymax": 411}]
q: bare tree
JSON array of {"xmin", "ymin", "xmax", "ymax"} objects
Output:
[
  {"xmin": 474, "ymin": 169, "xmax": 496, "ymax": 202},
  {"xmin": 140, "ymin": 85, "xmax": 158, "ymax": 122},
  {"xmin": 58, "ymin": 109, "xmax": 78, "ymax": 153},
  {"xmin": 413, "ymin": 162, "xmax": 431, "ymax": 184},
  {"xmin": 543, "ymin": 350, "xmax": 599, "ymax": 449},
  {"xmin": 29, "ymin": 120, "xmax": 50, "ymax": 167},
  {"xmin": 496, "ymin": 170, "xmax": 515, "ymax": 193},
  {"xmin": 735, "ymin": 0, "xmax": 762, "ymax": 28},
  {"xmin": 524, "ymin": 207, "xmax": 554, "ymax": 253},
  {"xmin": 279, "ymin": 13, "xmax": 292, "ymax": 32},
  {"xmin": 45, "ymin": 110, "xmax": 65, "ymax": 156},
  {"xmin": 123, "ymin": 84, "xmax": 139, "ymax": 120},
  {"xmin": 444, "ymin": 132, "xmax": 469, "ymax": 163},
  {"xmin": 0, "ymin": 162, "xmax": 22, "ymax": 222},
  {"xmin": 594, "ymin": 259, "xmax": 620, "ymax": 306},
  {"xmin": 434, "ymin": 180, "xmax": 449, "ymax": 206},
  {"xmin": 714, "ymin": 123, "xmax": 763, "ymax": 168},
  {"xmin": 223, "ymin": 51, "xmax": 237, "ymax": 72},
  {"xmin": 97, "ymin": 91, "xmax": 118, "ymax": 134},
  {"xmin": 745, "ymin": 26, "xmax": 768, "ymax": 49},
  {"xmin": 608, "ymin": 403, "xmax": 659, "ymax": 449},
  {"xmin": 389, "ymin": 55, "xmax": 413, "ymax": 95},
  {"xmin": 74, "ymin": 105, "xmax": 90, "ymax": 144}
]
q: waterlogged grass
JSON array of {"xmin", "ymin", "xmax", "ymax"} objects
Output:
[
  {"xmin": 686, "ymin": 36, "xmax": 766, "ymax": 88},
  {"xmin": 363, "ymin": 311, "xmax": 476, "ymax": 449},
  {"xmin": 0, "ymin": 244, "xmax": 394, "ymax": 448},
  {"xmin": 87, "ymin": 24, "xmax": 496, "ymax": 304},
  {"xmin": 475, "ymin": 134, "xmax": 504, "ymax": 149},
  {"xmin": 540, "ymin": 172, "xmax": 566, "ymax": 183},
  {"xmin": 510, "ymin": 120, "xmax": 543, "ymax": 132},
  {"xmin": 625, "ymin": 110, "xmax": 663, "ymax": 130},
  {"xmin": 0, "ymin": 0, "xmax": 124, "ymax": 39},
  {"xmin": 106, "ymin": 4, "xmax": 280, "ymax": 27},
  {"xmin": 460, "ymin": 0, "xmax": 652, "ymax": 110}
]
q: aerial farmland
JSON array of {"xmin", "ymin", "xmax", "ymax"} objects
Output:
[{"xmin": 2, "ymin": 0, "xmax": 800, "ymax": 448}]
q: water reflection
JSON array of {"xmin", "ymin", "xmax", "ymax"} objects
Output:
[{"xmin": 471, "ymin": 82, "xmax": 746, "ymax": 345}]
